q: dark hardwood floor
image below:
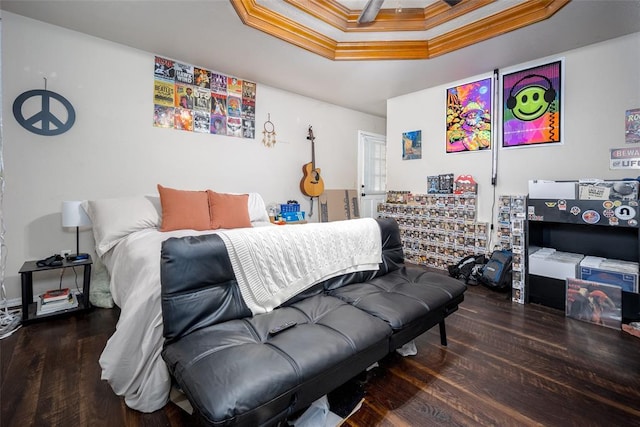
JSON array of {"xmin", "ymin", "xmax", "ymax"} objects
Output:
[{"xmin": 2, "ymin": 283, "xmax": 639, "ymax": 426}]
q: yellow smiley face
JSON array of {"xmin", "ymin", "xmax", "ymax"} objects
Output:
[{"xmin": 511, "ymin": 85, "xmax": 551, "ymax": 121}]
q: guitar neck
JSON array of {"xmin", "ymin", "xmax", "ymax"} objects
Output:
[{"xmin": 311, "ymin": 138, "xmax": 316, "ymax": 170}]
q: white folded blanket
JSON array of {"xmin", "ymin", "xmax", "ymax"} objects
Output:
[{"xmin": 218, "ymin": 218, "xmax": 382, "ymax": 314}]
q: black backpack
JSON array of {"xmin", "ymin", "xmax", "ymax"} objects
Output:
[
  {"xmin": 478, "ymin": 250, "xmax": 513, "ymax": 291},
  {"xmin": 448, "ymin": 254, "xmax": 487, "ymax": 284}
]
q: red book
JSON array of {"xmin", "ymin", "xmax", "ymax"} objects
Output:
[{"xmin": 42, "ymin": 288, "xmax": 70, "ymax": 303}]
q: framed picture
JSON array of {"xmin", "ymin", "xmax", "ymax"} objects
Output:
[
  {"xmin": 402, "ymin": 130, "xmax": 422, "ymax": 160},
  {"xmin": 446, "ymin": 77, "xmax": 492, "ymax": 153},
  {"xmin": 626, "ymin": 108, "xmax": 640, "ymax": 144},
  {"xmin": 566, "ymin": 278, "xmax": 622, "ymax": 330},
  {"xmin": 502, "ymin": 59, "xmax": 563, "ymax": 148}
]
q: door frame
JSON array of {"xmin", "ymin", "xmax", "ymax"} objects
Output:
[{"xmin": 357, "ymin": 130, "xmax": 387, "ymax": 218}]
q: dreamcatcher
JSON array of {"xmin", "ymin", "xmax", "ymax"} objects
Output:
[{"xmin": 262, "ymin": 113, "xmax": 276, "ymax": 148}]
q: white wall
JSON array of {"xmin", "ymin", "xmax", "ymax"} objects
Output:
[
  {"xmin": 1, "ymin": 12, "xmax": 385, "ymax": 300},
  {"xmin": 387, "ymin": 32, "xmax": 640, "ymax": 228}
]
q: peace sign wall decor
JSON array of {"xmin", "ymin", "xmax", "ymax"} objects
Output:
[{"xmin": 13, "ymin": 89, "xmax": 76, "ymax": 136}]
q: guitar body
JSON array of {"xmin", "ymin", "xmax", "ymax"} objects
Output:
[
  {"xmin": 300, "ymin": 125, "xmax": 324, "ymax": 198},
  {"xmin": 300, "ymin": 162, "xmax": 324, "ymax": 197}
]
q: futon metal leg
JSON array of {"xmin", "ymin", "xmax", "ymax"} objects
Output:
[{"xmin": 439, "ymin": 320, "xmax": 447, "ymax": 346}]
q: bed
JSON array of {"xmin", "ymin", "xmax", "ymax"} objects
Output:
[{"xmin": 84, "ymin": 191, "xmax": 272, "ymax": 412}]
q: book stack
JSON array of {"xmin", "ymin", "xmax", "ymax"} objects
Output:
[{"xmin": 36, "ymin": 288, "xmax": 79, "ymax": 315}]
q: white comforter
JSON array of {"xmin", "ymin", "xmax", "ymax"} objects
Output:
[
  {"xmin": 99, "ymin": 227, "xmax": 218, "ymax": 412},
  {"xmin": 99, "ymin": 219, "xmax": 381, "ymax": 413}
]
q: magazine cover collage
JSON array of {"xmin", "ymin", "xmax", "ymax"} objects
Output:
[{"xmin": 153, "ymin": 56, "xmax": 256, "ymax": 138}]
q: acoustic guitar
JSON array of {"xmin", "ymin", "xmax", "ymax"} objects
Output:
[{"xmin": 300, "ymin": 126, "xmax": 325, "ymax": 197}]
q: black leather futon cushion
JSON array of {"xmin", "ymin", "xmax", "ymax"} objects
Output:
[
  {"xmin": 162, "ymin": 294, "xmax": 392, "ymax": 426},
  {"xmin": 328, "ymin": 266, "xmax": 466, "ymax": 349}
]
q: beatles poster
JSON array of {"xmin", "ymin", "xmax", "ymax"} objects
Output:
[
  {"xmin": 153, "ymin": 56, "xmax": 256, "ymax": 139},
  {"xmin": 153, "ymin": 79, "xmax": 174, "ymax": 107},
  {"xmin": 446, "ymin": 77, "xmax": 492, "ymax": 153},
  {"xmin": 502, "ymin": 60, "xmax": 562, "ymax": 148}
]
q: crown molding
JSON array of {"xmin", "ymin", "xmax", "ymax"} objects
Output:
[
  {"xmin": 284, "ymin": 0, "xmax": 494, "ymax": 32},
  {"xmin": 231, "ymin": 0, "xmax": 571, "ymax": 61}
]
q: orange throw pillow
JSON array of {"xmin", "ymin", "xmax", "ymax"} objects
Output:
[
  {"xmin": 208, "ymin": 191, "xmax": 252, "ymax": 229},
  {"xmin": 157, "ymin": 184, "xmax": 211, "ymax": 231}
]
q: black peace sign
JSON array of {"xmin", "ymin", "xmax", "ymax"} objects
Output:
[{"xmin": 13, "ymin": 89, "xmax": 76, "ymax": 136}]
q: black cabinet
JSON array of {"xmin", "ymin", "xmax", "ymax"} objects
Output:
[{"xmin": 526, "ymin": 199, "xmax": 640, "ymax": 323}]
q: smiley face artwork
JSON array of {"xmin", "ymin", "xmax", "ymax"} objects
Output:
[
  {"xmin": 508, "ymin": 83, "xmax": 555, "ymax": 122},
  {"xmin": 502, "ymin": 60, "xmax": 562, "ymax": 148}
]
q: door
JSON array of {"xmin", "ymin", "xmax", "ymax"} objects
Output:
[{"xmin": 358, "ymin": 131, "xmax": 387, "ymax": 218}]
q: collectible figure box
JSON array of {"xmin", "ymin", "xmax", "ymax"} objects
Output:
[{"xmin": 281, "ymin": 211, "xmax": 305, "ymax": 222}]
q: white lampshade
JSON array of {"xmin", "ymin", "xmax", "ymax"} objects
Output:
[{"xmin": 62, "ymin": 201, "xmax": 91, "ymax": 228}]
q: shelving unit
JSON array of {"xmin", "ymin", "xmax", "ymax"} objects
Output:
[
  {"xmin": 495, "ymin": 195, "xmax": 528, "ymax": 303},
  {"xmin": 526, "ymin": 198, "xmax": 640, "ymax": 323},
  {"xmin": 377, "ymin": 193, "xmax": 488, "ymax": 271},
  {"xmin": 19, "ymin": 256, "xmax": 93, "ymax": 324}
]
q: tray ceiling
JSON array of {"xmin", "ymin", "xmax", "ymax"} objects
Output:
[
  {"xmin": 2, "ymin": 0, "xmax": 638, "ymax": 117},
  {"xmin": 232, "ymin": 0, "xmax": 570, "ymax": 60}
]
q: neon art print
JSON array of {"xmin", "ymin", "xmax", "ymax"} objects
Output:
[
  {"xmin": 446, "ymin": 77, "xmax": 492, "ymax": 153},
  {"xmin": 502, "ymin": 60, "xmax": 562, "ymax": 148}
]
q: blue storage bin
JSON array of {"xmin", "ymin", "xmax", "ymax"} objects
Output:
[{"xmin": 281, "ymin": 211, "xmax": 305, "ymax": 222}]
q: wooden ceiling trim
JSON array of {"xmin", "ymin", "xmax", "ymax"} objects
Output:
[
  {"xmin": 231, "ymin": 0, "xmax": 571, "ymax": 61},
  {"xmin": 231, "ymin": 0, "xmax": 337, "ymax": 59},
  {"xmin": 428, "ymin": 0, "xmax": 571, "ymax": 58},
  {"xmin": 335, "ymin": 40, "xmax": 429, "ymax": 61},
  {"xmin": 352, "ymin": 9, "xmax": 432, "ymax": 32},
  {"xmin": 421, "ymin": 0, "xmax": 496, "ymax": 31},
  {"xmin": 285, "ymin": 0, "xmax": 495, "ymax": 32},
  {"xmin": 283, "ymin": 0, "xmax": 348, "ymax": 31}
]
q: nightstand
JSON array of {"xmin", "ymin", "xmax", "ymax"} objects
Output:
[{"xmin": 19, "ymin": 256, "xmax": 93, "ymax": 324}]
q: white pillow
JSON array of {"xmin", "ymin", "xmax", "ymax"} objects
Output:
[
  {"xmin": 82, "ymin": 196, "xmax": 161, "ymax": 256},
  {"xmin": 248, "ymin": 193, "xmax": 270, "ymax": 223}
]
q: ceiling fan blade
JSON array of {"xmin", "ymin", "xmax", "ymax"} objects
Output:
[
  {"xmin": 357, "ymin": 0, "xmax": 385, "ymax": 24},
  {"xmin": 442, "ymin": 0, "xmax": 463, "ymax": 6}
]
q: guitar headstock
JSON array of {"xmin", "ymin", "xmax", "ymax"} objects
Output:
[{"xmin": 307, "ymin": 125, "xmax": 315, "ymax": 141}]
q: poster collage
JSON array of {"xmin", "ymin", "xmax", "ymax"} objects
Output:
[{"xmin": 153, "ymin": 56, "xmax": 256, "ymax": 138}]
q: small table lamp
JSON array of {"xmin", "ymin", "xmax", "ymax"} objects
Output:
[{"xmin": 62, "ymin": 201, "xmax": 92, "ymax": 261}]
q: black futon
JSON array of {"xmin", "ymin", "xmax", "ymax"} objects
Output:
[{"xmin": 160, "ymin": 218, "xmax": 466, "ymax": 426}]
